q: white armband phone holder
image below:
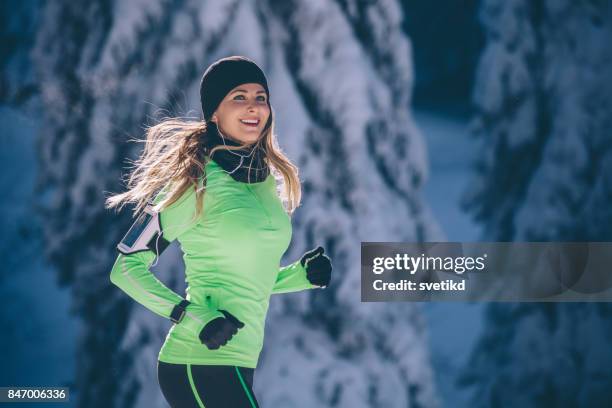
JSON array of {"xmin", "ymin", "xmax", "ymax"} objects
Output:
[{"xmin": 116, "ymin": 203, "xmax": 170, "ymax": 257}]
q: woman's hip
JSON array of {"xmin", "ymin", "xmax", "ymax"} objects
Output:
[{"xmin": 157, "ymin": 361, "xmax": 259, "ymax": 408}]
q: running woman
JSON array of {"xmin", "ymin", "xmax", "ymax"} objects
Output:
[{"xmin": 105, "ymin": 56, "xmax": 333, "ymax": 408}]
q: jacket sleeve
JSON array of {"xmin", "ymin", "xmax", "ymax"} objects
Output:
[
  {"xmin": 109, "ymin": 181, "xmax": 224, "ymax": 337},
  {"xmin": 271, "ymin": 258, "xmax": 319, "ymax": 294}
]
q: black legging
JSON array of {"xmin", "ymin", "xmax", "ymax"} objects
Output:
[{"xmin": 157, "ymin": 361, "xmax": 260, "ymax": 407}]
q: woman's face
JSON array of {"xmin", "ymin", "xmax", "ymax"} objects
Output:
[{"xmin": 211, "ymin": 83, "xmax": 270, "ymax": 145}]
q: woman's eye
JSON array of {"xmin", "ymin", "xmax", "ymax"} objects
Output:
[{"xmin": 232, "ymin": 94, "xmax": 266, "ymax": 102}]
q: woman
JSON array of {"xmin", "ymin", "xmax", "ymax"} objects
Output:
[{"xmin": 106, "ymin": 56, "xmax": 333, "ymax": 408}]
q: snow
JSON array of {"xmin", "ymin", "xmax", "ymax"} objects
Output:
[{"xmin": 414, "ymin": 108, "xmax": 485, "ymax": 408}]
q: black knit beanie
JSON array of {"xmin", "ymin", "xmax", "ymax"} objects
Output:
[{"xmin": 199, "ymin": 56, "xmax": 270, "ymax": 122}]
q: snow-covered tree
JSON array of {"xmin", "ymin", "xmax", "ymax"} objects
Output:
[{"xmin": 461, "ymin": 0, "xmax": 612, "ymax": 406}]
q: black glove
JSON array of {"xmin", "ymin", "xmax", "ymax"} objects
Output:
[
  {"xmin": 198, "ymin": 309, "xmax": 245, "ymax": 350},
  {"xmin": 300, "ymin": 246, "xmax": 332, "ymax": 288}
]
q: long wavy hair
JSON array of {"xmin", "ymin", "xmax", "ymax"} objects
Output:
[{"xmin": 105, "ymin": 109, "xmax": 302, "ymax": 221}]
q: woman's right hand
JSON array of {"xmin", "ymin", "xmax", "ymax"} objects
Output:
[{"xmin": 198, "ymin": 309, "xmax": 245, "ymax": 350}]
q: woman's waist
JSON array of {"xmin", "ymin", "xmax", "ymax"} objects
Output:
[
  {"xmin": 186, "ymin": 285, "xmax": 270, "ymax": 320},
  {"xmin": 161, "ymin": 319, "xmax": 265, "ymax": 366}
]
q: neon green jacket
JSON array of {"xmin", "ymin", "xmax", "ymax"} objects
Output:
[{"xmin": 110, "ymin": 158, "xmax": 319, "ymax": 368}]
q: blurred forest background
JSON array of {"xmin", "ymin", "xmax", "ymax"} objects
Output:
[{"xmin": 2, "ymin": 0, "xmax": 611, "ymax": 407}]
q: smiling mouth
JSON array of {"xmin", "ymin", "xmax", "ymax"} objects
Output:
[{"xmin": 240, "ymin": 119, "xmax": 260, "ymax": 127}]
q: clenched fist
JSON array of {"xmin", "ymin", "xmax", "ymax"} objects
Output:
[
  {"xmin": 300, "ymin": 246, "xmax": 333, "ymax": 288},
  {"xmin": 199, "ymin": 309, "xmax": 245, "ymax": 350}
]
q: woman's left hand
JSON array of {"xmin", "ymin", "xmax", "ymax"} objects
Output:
[{"xmin": 300, "ymin": 246, "xmax": 332, "ymax": 288}]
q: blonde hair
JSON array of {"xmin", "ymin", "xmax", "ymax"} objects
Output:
[{"xmin": 105, "ymin": 110, "xmax": 302, "ymax": 220}]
